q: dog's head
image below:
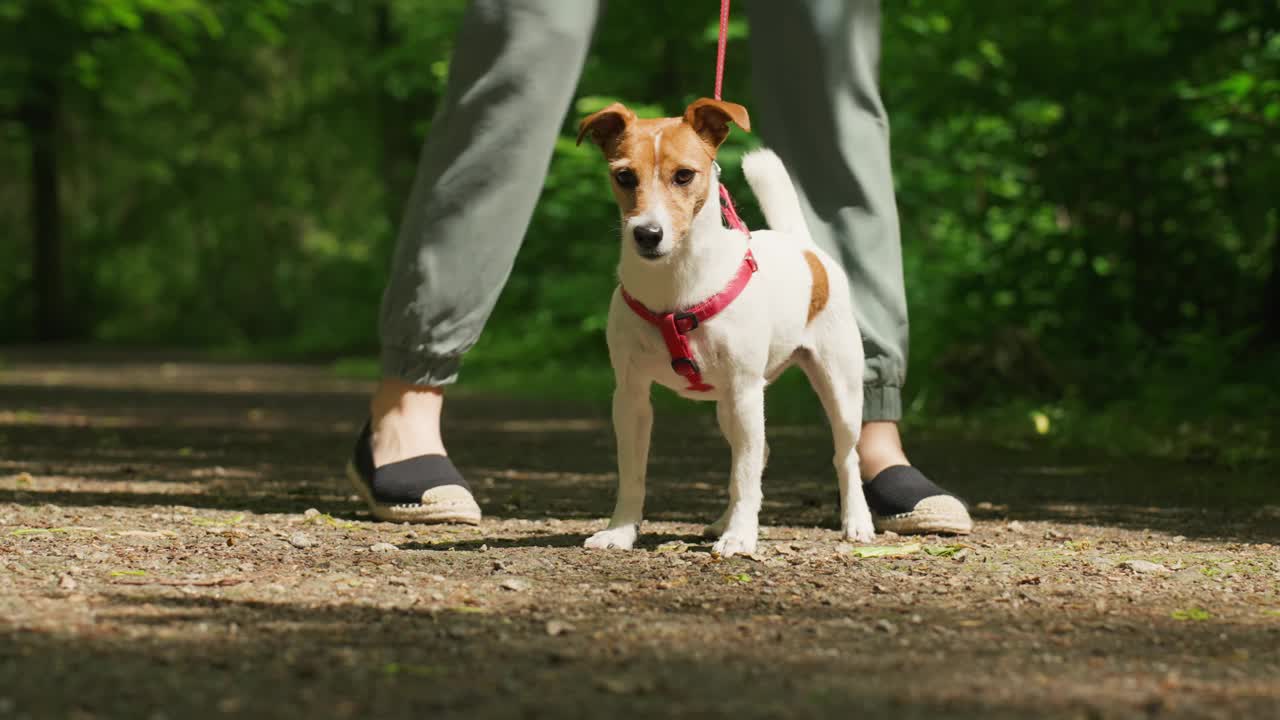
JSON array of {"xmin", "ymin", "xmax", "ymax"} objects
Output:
[{"xmin": 577, "ymin": 98, "xmax": 750, "ymax": 261}]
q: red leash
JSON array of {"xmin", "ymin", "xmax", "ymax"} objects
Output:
[
  {"xmin": 713, "ymin": 0, "xmax": 750, "ymax": 237},
  {"xmin": 714, "ymin": 0, "xmax": 731, "ymax": 101}
]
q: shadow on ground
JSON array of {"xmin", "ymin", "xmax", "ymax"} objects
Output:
[
  {"xmin": 3, "ymin": 351, "xmax": 1279, "ymax": 720},
  {"xmin": 1, "ymin": 351, "xmax": 1276, "ymax": 542}
]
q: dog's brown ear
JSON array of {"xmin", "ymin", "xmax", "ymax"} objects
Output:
[
  {"xmin": 577, "ymin": 102, "xmax": 635, "ymax": 148},
  {"xmin": 683, "ymin": 98, "xmax": 751, "ymax": 149}
]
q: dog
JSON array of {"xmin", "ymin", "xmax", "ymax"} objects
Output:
[{"xmin": 576, "ymin": 98, "xmax": 875, "ymax": 557}]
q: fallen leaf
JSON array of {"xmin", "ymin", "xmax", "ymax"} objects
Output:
[
  {"xmin": 847, "ymin": 544, "xmax": 921, "ymax": 558},
  {"xmin": 112, "ymin": 576, "xmax": 251, "ymax": 587},
  {"xmin": 654, "ymin": 541, "xmax": 689, "ymax": 554},
  {"xmin": 191, "ymin": 514, "xmax": 245, "ymax": 527},
  {"xmin": 1171, "ymin": 607, "xmax": 1211, "ymax": 621},
  {"xmin": 109, "ymin": 570, "xmax": 147, "ymax": 577},
  {"xmin": 923, "ymin": 544, "xmax": 967, "ymax": 557}
]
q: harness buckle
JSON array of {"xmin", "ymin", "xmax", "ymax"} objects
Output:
[
  {"xmin": 672, "ymin": 311, "xmax": 699, "ymax": 333},
  {"xmin": 670, "ymin": 357, "xmax": 700, "ymax": 377}
]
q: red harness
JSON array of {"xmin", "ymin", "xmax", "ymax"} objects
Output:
[{"xmin": 620, "ymin": 181, "xmax": 755, "ymax": 394}]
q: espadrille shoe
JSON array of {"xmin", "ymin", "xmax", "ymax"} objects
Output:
[
  {"xmin": 865, "ymin": 465, "xmax": 972, "ymax": 535},
  {"xmin": 346, "ymin": 421, "xmax": 482, "ymax": 524}
]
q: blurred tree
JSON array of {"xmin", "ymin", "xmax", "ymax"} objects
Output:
[
  {"xmin": 3, "ymin": 0, "xmax": 224, "ymax": 338},
  {"xmin": 0, "ymin": 0, "xmax": 1275, "ymax": 431}
]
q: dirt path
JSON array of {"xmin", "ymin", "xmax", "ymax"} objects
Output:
[{"xmin": 1, "ymin": 350, "xmax": 1277, "ymax": 719}]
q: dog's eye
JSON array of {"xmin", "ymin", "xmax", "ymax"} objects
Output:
[
  {"xmin": 614, "ymin": 169, "xmax": 638, "ymax": 189},
  {"xmin": 673, "ymin": 169, "xmax": 696, "ymax": 186}
]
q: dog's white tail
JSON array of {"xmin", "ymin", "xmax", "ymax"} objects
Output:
[{"xmin": 741, "ymin": 148, "xmax": 808, "ymax": 237}]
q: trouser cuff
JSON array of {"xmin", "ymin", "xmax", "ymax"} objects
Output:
[
  {"xmin": 380, "ymin": 346, "xmax": 463, "ymax": 387},
  {"xmin": 863, "ymin": 384, "xmax": 902, "ymax": 422}
]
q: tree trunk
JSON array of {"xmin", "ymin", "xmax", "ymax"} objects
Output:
[
  {"xmin": 374, "ymin": 2, "xmax": 414, "ymax": 232},
  {"xmin": 24, "ymin": 74, "xmax": 62, "ymax": 342},
  {"xmin": 1264, "ymin": 225, "xmax": 1280, "ymax": 344}
]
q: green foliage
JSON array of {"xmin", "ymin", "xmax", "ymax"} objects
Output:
[{"xmin": 3, "ymin": 1, "xmax": 1278, "ymax": 462}]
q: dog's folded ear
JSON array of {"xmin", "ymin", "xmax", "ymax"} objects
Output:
[
  {"xmin": 683, "ymin": 98, "xmax": 751, "ymax": 149},
  {"xmin": 577, "ymin": 102, "xmax": 636, "ymax": 149}
]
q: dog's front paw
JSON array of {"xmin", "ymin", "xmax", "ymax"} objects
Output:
[
  {"xmin": 843, "ymin": 517, "xmax": 876, "ymax": 544},
  {"xmin": 584, "ymin": 525, "xmax": 638, "ymax": 550},
  {"xmin": 712, "ymin": 531, "xmax": 757, "ymax": 558}
]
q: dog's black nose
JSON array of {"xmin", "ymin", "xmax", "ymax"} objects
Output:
[{"xmin": 633, "ymin": 224, "xmax": 663, "ymax": 251}]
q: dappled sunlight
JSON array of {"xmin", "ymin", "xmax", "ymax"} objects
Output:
[{"xmin": 2, "ymin": 354, "xmax": 1278, "ymax": 717}]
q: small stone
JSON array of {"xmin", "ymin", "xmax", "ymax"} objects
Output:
[
  {"xmin": 545, "ymin": 620, "xmax": 574, "ymax": 636},
  {"xmin": 289, "ymin": 533, "xmax": 315, "ymax": 549},
  {"xmin": 1171, "ymin": 535, "xmax": 1187, "ymax": 543},
  {"xmin": 880, "ymin": 530, "xmax": 900, "ymax": 538},
  {"xmin": 1007, "ymin": 521, "xmax": 1027, "ymax": 534},
  {"xmin": 1120, "ymin": 560, "xmax": 1170, "ymax": 574},
  {"xmin": 58, "ymin": 574, "xmax": 77, "ymax": 591},
  {"xmin": 303, "ymin": 508, "xmax": 321, "ymax": 519},
  {"xmin": 369, "ymin": 542, "xmax": 399, "ymax": 553},
  {"xmin": 875, "ymin": 619, "xmax": 898, "ymax": 635},
  {"xmin": 500, "ymin": 578, "xmax": 530, "ymax": 592},
  {"xmin": 1171, "ymin": 568, "xmax": 1203, "ymax": 585},
  {"xmin": 1044, "ymin": 529, "xmax": 1067, "ymax": 540}
]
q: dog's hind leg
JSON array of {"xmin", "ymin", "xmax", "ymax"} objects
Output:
[
  {"xmin": 585, "ymin": 381, "xmax": 653, "ymax": 550},
  {"xmin": 710, "ymin": 383, "xmax": 767, "ymax": 557},
  {"xmin": 798, "ymin": 339, "xmax": 875, "ymax": 543}
]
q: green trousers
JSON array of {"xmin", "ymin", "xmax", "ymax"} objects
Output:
[{"xmin": 379, "ymin": 0, "xmax": 908, "ymax": 421}]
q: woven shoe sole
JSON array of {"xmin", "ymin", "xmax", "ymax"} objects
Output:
[
  {"xmin": 873, "ymin": 495, "xmax": 972, "ymax": 535},
  {"xmin": 346, "ymin": 461, "xmax": 482, "ymax": 525}
]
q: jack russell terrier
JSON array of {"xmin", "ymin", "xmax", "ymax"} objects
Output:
[{"xmin": 576, "ymin": 98, "xmax": 876, "ymax": 557}]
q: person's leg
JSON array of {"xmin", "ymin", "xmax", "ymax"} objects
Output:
[
  {"xmin": 363, "ymin": 0, "xmax": 600, "ymax": 517},
  {"xmin": 746, "ymin": 0, "xmax": 970, "ymax": 533}
]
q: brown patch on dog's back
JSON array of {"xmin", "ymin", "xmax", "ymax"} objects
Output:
[{"xmin": 803, "ymin": 250, "xmax": 829, "ymax": 324}]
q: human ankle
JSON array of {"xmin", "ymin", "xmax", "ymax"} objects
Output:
[
  {"xmin": 858, "ymin": 421, "xmax": 910, "ymax": 480},
  {"xmin": 369, "ymin": 379, "xmax": 447, "ymax": 463}
]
